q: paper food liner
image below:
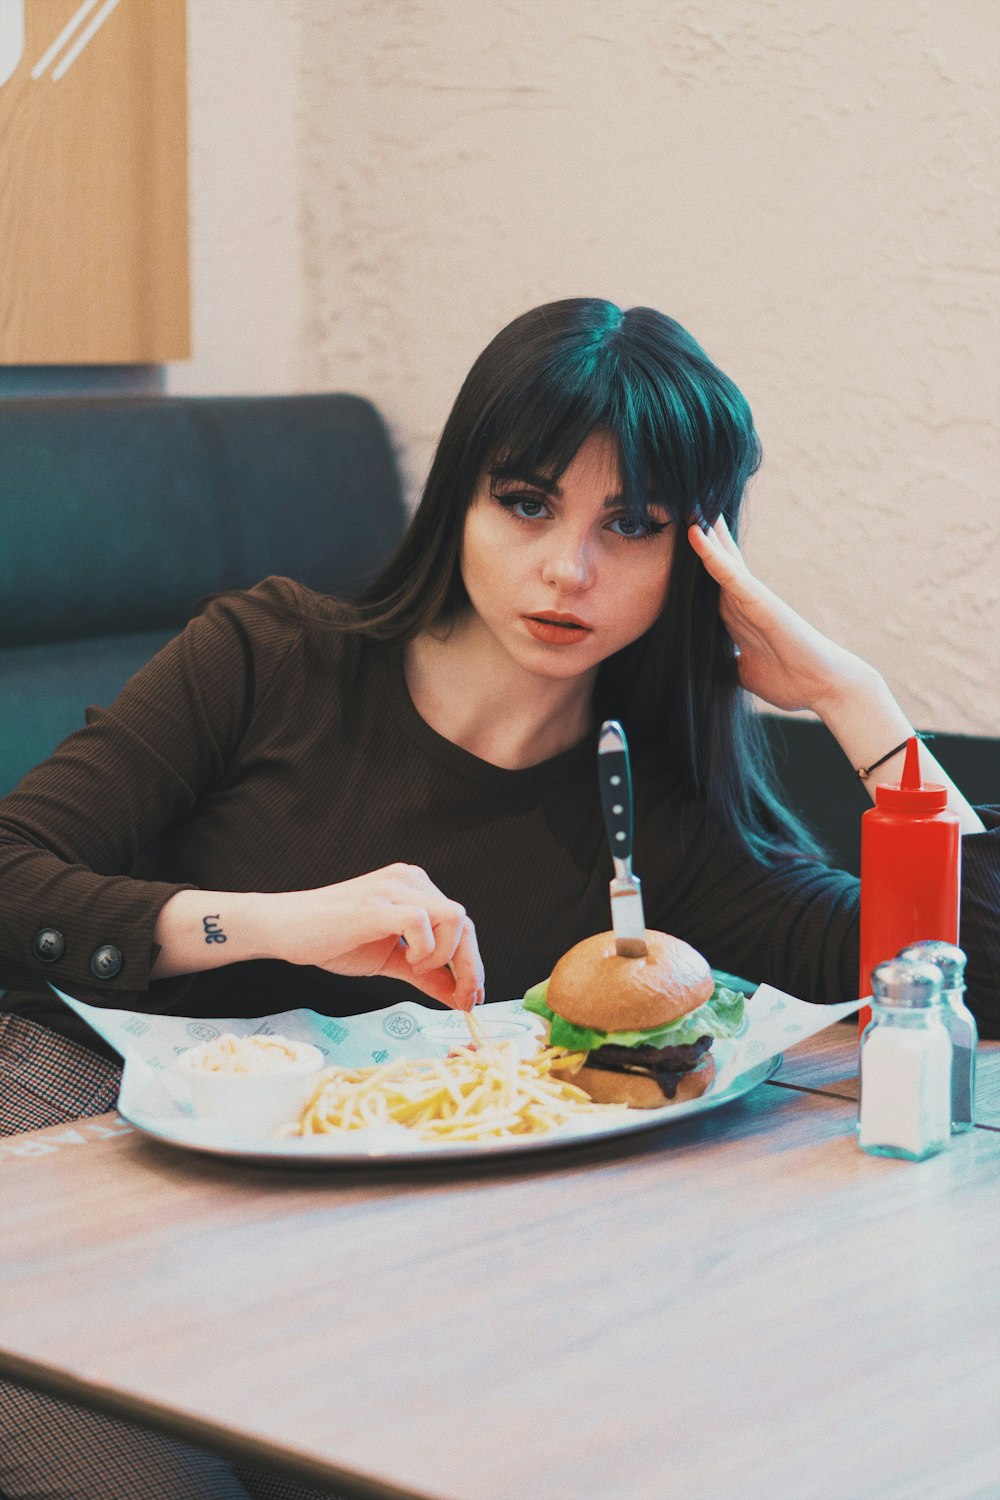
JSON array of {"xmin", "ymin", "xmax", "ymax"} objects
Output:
[{"xmin": 49, "ymin": 982, "xmax": 861, "ymax": 1149}]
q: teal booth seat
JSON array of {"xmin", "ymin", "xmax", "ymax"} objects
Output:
[{"xmin": 0, "ymin": 393, "xmax": 407, "ymax": 798}]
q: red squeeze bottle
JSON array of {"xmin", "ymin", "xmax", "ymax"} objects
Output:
[{"xmin": 858, "ymin": 736, "xmax": 960, "ymax": 1034}]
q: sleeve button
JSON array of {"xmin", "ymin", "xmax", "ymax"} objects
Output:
[
  {"xmin": 32, "ymin": 928, "xmax": 66, "ymax": 963},
  {"xmin": 90, "ymin": 945, "xmax": 123, "ymax": 980}
]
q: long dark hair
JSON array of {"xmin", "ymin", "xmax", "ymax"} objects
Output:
[{"xmin": 282, "ymin": 299, "xmax": 820, "ymax": 862}]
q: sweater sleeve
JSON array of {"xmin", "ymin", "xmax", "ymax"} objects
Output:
[
  {"xmin": 0, "ymin": 580, "xmax": 301, "ymax": 1000},
  {"xmin": 639, "ymin": 787, "xmax": 1000, "ymax": 1037}
]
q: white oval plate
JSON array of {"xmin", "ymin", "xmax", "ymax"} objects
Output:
[{"xmin": 116, "ymin": 1051, "xmax": 781, "ymax": 1168}]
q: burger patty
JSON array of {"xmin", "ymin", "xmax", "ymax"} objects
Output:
[{"xmin": 585, "ymin": 1035, "xmax": 713, "ymax": 1098}]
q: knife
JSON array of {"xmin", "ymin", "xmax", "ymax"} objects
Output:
[{"xmin": 597, "ymin": 720, "xmax": 647, "ymax": 958}]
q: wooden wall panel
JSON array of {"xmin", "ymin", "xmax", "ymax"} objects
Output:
[{"xmin": 0, "ymin": 0, "xmax": 189, "ymax": 364}]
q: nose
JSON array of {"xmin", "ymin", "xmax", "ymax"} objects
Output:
[{"xmin": 540, "ymin": 530, "xmax": 595, "ymax": 594}]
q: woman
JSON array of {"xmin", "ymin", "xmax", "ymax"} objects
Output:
[{"xmin": 1, "ymin": 299, "xmax": 997, "ymax": 1497}]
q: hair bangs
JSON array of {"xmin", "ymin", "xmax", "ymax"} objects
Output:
[
  {"xmin": 483, "ymin": 357, "xmax": 679, "ymax": 531},
  {"xmin": 614, "ymin": 330, "xmax": 762, "ymax": 531},
  {"xmin": 481, "ymin": 318, "xmax": 760, "ymax": 537},
  {"xmin": 484, "ymin": 359, "xmax": 613, "ymax": 492}
]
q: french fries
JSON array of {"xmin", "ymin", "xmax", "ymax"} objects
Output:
[{"xmin": 293, "ymin": 1022, "xmax": 622, "ymax": 1143}]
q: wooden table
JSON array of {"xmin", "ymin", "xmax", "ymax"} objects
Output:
[{"xmin": 2, "ymin": 1031, "xmax": 998, "ymax": 1500}]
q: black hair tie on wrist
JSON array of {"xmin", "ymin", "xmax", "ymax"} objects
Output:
[{"xmin": 856, "ymin": 731, "xmax": 934, "ymax": 781}]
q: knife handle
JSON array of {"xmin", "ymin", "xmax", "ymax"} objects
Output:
[{"xmin": 598, "ymin": 748, "xmax": 632, "ymax": 867}]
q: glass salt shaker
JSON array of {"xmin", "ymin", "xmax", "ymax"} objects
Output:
[
  {"xmin": 858, "ymin": 958, "xmax": 952, "ymax": 1162},
  {"xmin": 898, "ymin": 941, "xmax": 976, "ymax": 1133}
]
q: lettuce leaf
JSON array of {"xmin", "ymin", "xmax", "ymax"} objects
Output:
[{"xmin": 522, "ymin": 977, "xmax": 745, "ymax": 1052}]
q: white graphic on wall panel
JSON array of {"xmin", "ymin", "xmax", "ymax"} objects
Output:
[
  {"xmin": 0, "ymin": 0, "xmax": 125, "ymax": 89},
  {"xmin": 0, "ymin": 0, "xmax": 24, "ymax": 87}
]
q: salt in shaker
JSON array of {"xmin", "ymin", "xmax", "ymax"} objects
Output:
[
  {"xmin": 858, "ymin": 958, "xmax": 952, "ymax": 1162},
  {"xmin": 898, "ymin": 941, "xmax": 976, "ymax": 1133}
]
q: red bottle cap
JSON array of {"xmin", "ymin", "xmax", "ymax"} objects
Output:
[{"xmin": 874, "ymin": 736, "xmax": 948, "ymax": 813}]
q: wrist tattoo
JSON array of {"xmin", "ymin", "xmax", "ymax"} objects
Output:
[{"xmin": 202, "ymin": 914, "xmax": 227, "ymax": 945}]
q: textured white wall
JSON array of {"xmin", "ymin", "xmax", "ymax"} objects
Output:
[
  {"xmin": 298, "ymin": 0, "xmax": 999, "ymax": 734},
  {"xmin": 165, "ymin": 1, "xmax": 997, "ymax": 734},
  {"xmin": 166, "ymin": 0, "xmax": 303, "ymax": 396}
]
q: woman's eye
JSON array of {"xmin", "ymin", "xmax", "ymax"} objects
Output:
[
  {"xmin": 607, "ymin": 513, "xmax": 669, "ymax": 540},
  {"xmin": 496, "ymin": 494, "xmax": 549, "ymax": 521}
]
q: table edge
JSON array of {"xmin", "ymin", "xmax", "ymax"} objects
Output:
[{"xmin": 0, "ymin": 1349, "xmax": 437, "ymax": 1500}]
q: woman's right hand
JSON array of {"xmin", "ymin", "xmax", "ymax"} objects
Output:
[{"xmin": 260, "ymin": 864, "xmax": 485, "ymax": 1010}]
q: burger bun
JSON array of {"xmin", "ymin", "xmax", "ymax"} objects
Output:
[{"xmin": 548, "ymin": 929, "xmax": 714, "ymax": 1033}]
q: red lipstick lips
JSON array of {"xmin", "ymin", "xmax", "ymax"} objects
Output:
[{"xmin": 524, "ymin": 613, "xmax": 593, "ymax": 645}]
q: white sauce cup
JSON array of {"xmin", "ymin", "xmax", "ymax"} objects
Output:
[{"xmin": 175, "ymin": 1035, "xmax": 325, "ymax": 1138}]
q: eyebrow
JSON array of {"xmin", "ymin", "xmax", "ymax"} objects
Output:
[
  {"xmin": 491, "ymin": 469, "xmax": 563, "ymax": 496},
  {"xmin": 490, "ymin": 470, "xmax": 663, "ymax": 511}
]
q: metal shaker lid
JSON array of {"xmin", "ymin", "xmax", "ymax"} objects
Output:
[
  {"xmin": 897, "ymin": 941, "xmax": 967, "ymax": 991},
  {"xmin": 871, "ymin": 957, "xmax": 943, "ymax": 1008}
]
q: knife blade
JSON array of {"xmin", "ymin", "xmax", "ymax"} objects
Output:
[{"xmin": 597, "ymin": 719, "xmax": 647, "ymax": 958}]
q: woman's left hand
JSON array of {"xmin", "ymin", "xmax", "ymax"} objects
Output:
[{"xmin": 686, "ymin": 516, "xmax": 867, "ymax": 714}]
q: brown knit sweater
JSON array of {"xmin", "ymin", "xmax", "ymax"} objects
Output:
[{"xmin": 2, "ymin": 578, "xmax": 998, "ymax": 1052}]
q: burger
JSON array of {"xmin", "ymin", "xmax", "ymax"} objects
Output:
[{"xmin": 522, "ymin": 930, "xmax": 746, "ymax": 1108}]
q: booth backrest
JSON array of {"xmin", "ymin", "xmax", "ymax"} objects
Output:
[
  {"xmin": 757, "ymin": 715, "xmax": 997, "ymax": 877},
  {"xmin": 0, "ymin": 393, "xmax": 406, "ymax": 796}
]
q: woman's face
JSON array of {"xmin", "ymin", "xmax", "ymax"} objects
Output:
[{"xmin": 459, "ymin": 430, "xmax": 674, "ymax": 683}]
